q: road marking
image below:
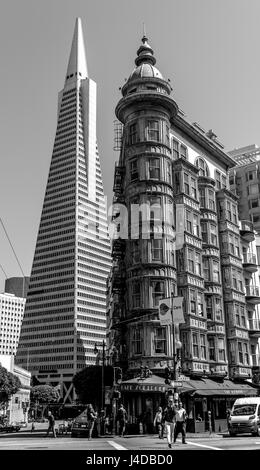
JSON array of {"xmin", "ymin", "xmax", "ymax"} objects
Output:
[
  {"xmin": 186, "ymin": 440, "xmax": 222, "ymax": 450},
  {"xmin": 108, "ymin": 441, "xmax": 127, "ymax": 450}
]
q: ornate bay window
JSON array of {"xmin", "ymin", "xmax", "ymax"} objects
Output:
[
  {"xmin": 130, "ymin": 159, "xmax": 138, "ymax": 181},
  {"xmin": 132, "ymin": 327, "xmax": 142, "ymax": 355},
  {"xmin": 145, "ymin": 119, "xmax": 160, "ymax": 141},
  {"xmin": 195, "ymin": 157, "xmax": 209, "ymax": 177},
  {"xmin": 154, "ymin": 327, "xmax": 166, "ymax": 354},
  {"xmin": 132, "ymin": 281, "xmax": 141, "ymax": 308},
  {"xmin": 151, "ymin": 280, "xmax": 165, "ymax": 307},
  {"xmin": 151, "ymin": 238, "xmax": 163, "ymax": 262},
  {"xmin": 149, "ymin": 157, "xmax": 160, "ymax": 179}
]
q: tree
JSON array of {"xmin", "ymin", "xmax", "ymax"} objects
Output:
[
  {"xmin": 30, "ymin": 385, "xmax": 60, "ymax": 418},
  {"xmin": 0, "ymin": 365, "xmax": 21, "ymax": 413},
  {"xmin": 73, "ymin": 365, "xmax": 114, "ymax": 407}
]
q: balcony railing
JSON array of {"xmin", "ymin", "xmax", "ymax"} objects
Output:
[
  {"xmin": 243, "ymin": 253, "xmax": 257, "ymax": 264},
  {"xmin": 246, "ymin": 286, "xmax": 260, "ymax": 297}
]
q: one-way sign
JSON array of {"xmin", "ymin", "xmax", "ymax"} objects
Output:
[{"xmin": 170, "ymin": 381, "xmax": 183, "ymax": 388}]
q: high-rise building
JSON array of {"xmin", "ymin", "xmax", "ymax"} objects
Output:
[
  {"xmin": 228, "ymin": 145, "xmax": 260, "ymax": 234},
  {"xmin": 108, "ymin": 35, "xmax": 259, "ymax": 432},
  {"xmin": 16, "ymin": 18, "xmax": 111, "ymax": 403},
  {"xmin": 0, "ymin": 292, "xmax": 26, "ymax": 355},
  {"xmin": 5, "ymin": 277, "xmax": 30, "ymax": 298}
]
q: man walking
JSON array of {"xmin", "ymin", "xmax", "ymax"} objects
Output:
[
  {"xmin": 162, "ymin": 397, "xmax": 178, "ymax": 448},
  {"xmin": 174, "ymin": 401, "xmax": 187, "ymax": 444},
  {"xmin": 46, "ymin": 411, "xmax": 56, "ymax": 438},
  {"xmin": 116, "ymin": 404, "xmax": 128, "ymax": 437}
]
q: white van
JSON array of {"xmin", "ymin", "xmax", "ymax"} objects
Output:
[{"xmin": 229, "ymin": 397, "xmax": 260, "ymax": 437}]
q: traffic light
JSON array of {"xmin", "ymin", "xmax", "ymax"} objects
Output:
[{"xmin": 164, "ymin": 367, "xmax": 171, "ymax": 385}]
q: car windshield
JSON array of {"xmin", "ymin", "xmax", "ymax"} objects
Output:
[{"xmin": 232, "ymin": 404, "xmax": 257, "ymax": 416}]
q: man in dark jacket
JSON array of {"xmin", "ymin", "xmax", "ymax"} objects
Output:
[
  {"xmin": 46, "ymin": 411, "xmax": 56, "ymax": 438},
  {"xmin": 162, "ymin": 397, "xmax": 178, "ymax": 448}
]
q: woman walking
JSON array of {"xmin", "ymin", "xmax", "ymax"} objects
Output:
[
  {"xmin": 87, "ymin": 404, "xmax": 97, "ymax": 440},
  {"xmin": 153, "ymin": 407, "xmax": 164, "ymax": 439}
]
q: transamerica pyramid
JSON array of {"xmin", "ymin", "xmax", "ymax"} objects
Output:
[{"xmin": 16, "ymin": 18, "xmax": 111, "ymax": 404}]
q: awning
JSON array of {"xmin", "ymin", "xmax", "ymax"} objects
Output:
[
  {"xmin": 121, "ymin": 374, "xmax": 194, "ymax": 394},
  {"xmin": 186, "ymin": 378, "xmax": 258, "ymax": 397}
]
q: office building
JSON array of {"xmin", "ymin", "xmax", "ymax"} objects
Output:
[
  {"xmin": 0, "ymin": 292, "xmax": 26, "ymax": 355},
  {"xmin": 16, "ymin": 18, "xmax": 111, "ymax": 403},
  {"xmin": 228, "ymin": 145, "xmax": 260, "ymax": 234}
]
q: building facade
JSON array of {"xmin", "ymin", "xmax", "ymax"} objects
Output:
[
  {"xmin": 5, "ymin": 277, "xmax": 30, "ymax": 298},
  {"xmin": 15, "ymin": 18, "xmax": 111, "ymax": 403},
  {"xmin": 0, "ymin": 355, "xmax": 31, "ymax": 424},
  {"xmin": 107, "ymin": 35, "xmax": 260, "ymax": 431},
  {"xmin": 0, "ymin": 292, "xmax": 26, "ymax": 356},
  {"xmin": 228, "ymin": 145, "xmax": 260, "ymax": 234}
]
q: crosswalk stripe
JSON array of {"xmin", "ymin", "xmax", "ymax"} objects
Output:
[
  {"xmin": 186, "ymin": 440, "xmax": 222, "ymax": 450},
  {"xmin": 107, "ymin": 440, "xmax": 127, "ymax": 450}
]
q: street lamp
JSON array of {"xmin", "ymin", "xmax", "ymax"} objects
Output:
[{"xmin": 94, "ymin": 340, "xmax": 105, "ymax": 410}]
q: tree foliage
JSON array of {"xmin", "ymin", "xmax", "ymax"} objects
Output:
[
  {"xmin": 73, "ymin": 365, "xmax": 114, "ymax": 407},
  {"xmin": 30, "ymin": 385, "xmax": 60, "ymax": 404},
  {"xmin": 0, "ymin": 365, "xmax": 21, "ymax": 406}
]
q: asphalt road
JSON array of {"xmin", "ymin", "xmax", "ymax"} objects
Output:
[{"xmin": 0, "ymin": 431, "xmax": 260, "ymax": 451}]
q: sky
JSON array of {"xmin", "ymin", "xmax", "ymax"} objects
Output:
[{"xmin": 0, "ymin": 0, "xmax": 260, "ymax": 291}]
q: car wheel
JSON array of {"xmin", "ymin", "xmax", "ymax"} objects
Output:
[{"xmin": 229, "ymin": 431, "xmax": 236, "ymax": 437}]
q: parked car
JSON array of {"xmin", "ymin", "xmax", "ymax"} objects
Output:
[
  {"xmin": 18, "ymin": 421, "xmax": 27, "ymax": 428},
  {"xmin": 71, "ymin": 409, "xmax": 98, "ymax": 438},
  {"xmin": 0, "ymin": 423, "xmax": 21, "ymax": 433}
]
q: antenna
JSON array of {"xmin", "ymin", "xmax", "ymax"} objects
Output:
[{"xmin": 143, "ymin": 22, "xmax": 146, "ymax": 37}]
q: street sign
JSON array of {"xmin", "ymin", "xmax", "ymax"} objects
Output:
[
  {"xmin": 170, "ymin": 381, "xmax": 183, "ymax": 388},
  {"xmin": 177, "ymin": 375, "xmax": 190, "ymax": 381}
]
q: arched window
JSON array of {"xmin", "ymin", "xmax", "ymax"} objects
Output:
[{"xmin": 195, "ymin": 157, "xmax": 209, "ymax": 177}]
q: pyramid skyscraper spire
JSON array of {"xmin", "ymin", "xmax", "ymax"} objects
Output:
[
  {"xmin": 66, "ymin": 17, "xmax": 88, "ymax": 82},
  {"xmin": 16, "ymin": 19, "xmax": 111, "ymax": 404}
]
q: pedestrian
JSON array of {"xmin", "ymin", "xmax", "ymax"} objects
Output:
[
  {"xmin": 226, "ymin": 408, "xmax": 231, "ymax": 431},
  {"xmin": 100, "ymin": 409, "xmax": 106, "ymax": 436},
  {"xmin": 162, "ymin": 397, "xmax": 178, "ymax": 449},
  {"xmin": 104, "ymin": 415, "xmax": 110, "ymax": 435},
  {"xmin": 116, "ymin": 404, "xmax": 128, "ymax": 437},
  {"xmin": 153, "ymin": 406, "xmax": 164, "ymax": 439},
  {"xmin": 31, "ymin": 419, "xmax": 35, "ymax": 433},
  {"xmin": 63, "ymin": 419, "xmax": 69, "ymax": 435},
  {"xmin": 174, "ymin": 401, "xmax": 187, "ymax": 444},
  {"xmin": 87, "ymin": 404, "xmax": 97, "ymax": 440},
  {"xmin": 46, "ymin": 411, "xmax": 56, "ymax": 438}
]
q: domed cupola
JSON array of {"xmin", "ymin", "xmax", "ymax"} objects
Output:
[
  {"xmin": 116, "ymin": 34, "xmax": 178, "ymax": 123},
  {"xmin": 135, "ymin": 34, "xmax": 156, "ymax": 66},
  {"xmin": 121, "ymin": 35, "xmax": 170, "ymax": 95}
]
